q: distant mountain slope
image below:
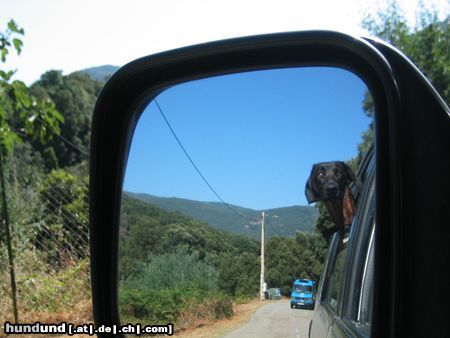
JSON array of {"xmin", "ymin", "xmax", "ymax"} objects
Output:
[
  {"xmin": 124, "ymin": 192, "xmax": 318, "ymax": 239},
  {"xmin": 79, "ymin": 65, "xmax": 119, "ymax": 82}
]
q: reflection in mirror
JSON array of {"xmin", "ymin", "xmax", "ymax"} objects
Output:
[{"xmin": 119, "ymin": 67, "xmax": 374, "ymax": 336}]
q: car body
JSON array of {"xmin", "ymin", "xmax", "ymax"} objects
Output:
[
  {"xmin": 309, "ymin": 146, "xmax": 375, "ymax": 337},
  {"xmin": 291, "ymin": 279, "xmax": 316, "ymax": 309},
  {"xmin": 268, "ymin": 288, "xmax": 282, "ymax": 300}
]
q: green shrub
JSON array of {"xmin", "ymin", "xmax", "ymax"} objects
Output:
[
  {"xmin": 15, "ymin": 252, "xmax": 90, "ymax": 312},
  {"xmin": 210, "ymin": 294, "xmax": 233, "ymax": 319},
  {"xmin": 119, "ymin": 286, "xmax": 233, "ymax": 326},
  {"xmin": 123, "ymin": 248, "xmax": 219, "ymax": 291},
  {"xmin": 119, "ymin": 288, "xmax": 182, "ymax": 323}
]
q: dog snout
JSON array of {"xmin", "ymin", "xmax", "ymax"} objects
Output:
[{"xmin": 325, "ymin": 182, "xmax": 339, "ymax": 196}]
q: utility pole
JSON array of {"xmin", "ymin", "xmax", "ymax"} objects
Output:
[{"xmin": 260, "ymin": 211, "xmax": 265, "ymax": 301}]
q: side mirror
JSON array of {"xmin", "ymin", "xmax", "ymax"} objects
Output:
[{"xmin": 89, "ymin": 31, "xmax": 450, "ymax": 337}]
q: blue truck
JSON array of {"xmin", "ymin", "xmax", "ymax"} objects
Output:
[{"xmin": 290, "ymin": 279, "xmax": 315, "ymax": 309}]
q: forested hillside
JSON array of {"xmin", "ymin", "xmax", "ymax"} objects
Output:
[
  {"xmin": 118, "ymin": 194, "xmax": 327, "ymax": 325},
  {"xmin": 126, "ymin": 192, "xmax": 318, "ymax": 239},
  {"xmin": 29, "ymin": 70, "xmax": 102, "ymax": 170},
  {"xmin": 120, "ymin": 194, "xmax": 259, "ymax": 291}
]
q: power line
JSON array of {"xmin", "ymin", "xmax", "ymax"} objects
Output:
[
  {"xmin": 35, "ymin": 116, "xmax": 89, "ymax": 156},
  {"xmin": 154, "ymin": 99, "xmax": 252, "ymax": 222}
]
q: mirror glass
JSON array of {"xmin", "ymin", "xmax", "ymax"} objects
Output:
[{"xmin": 119, "ymin": 67, "xmax": 374, "ymax": 336}]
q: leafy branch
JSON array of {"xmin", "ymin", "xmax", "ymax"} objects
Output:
[
  {"xmin": 0, "ymin": 20, "xmax": 24, "ymax": 63},
  {"xmin": 0, "ymin": 19, "xmax": 64, "ymax": 323}
]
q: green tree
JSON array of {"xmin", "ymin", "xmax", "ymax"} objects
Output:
[
  {"xmin": 30, "ymin": 70, "xmax": 103, "ymax": 169},
  {"xmin": 0, "ymin": 22, "xmax": 63, "ymax": 155},
  {"xmin": 362, "ymin": 0, "xmax": 449, "ymax": 103},
  {"xmin": 118, "ymin": 195, "xmax": 262, "ymax": 297},
  {"xmin": 356, "ymin": 0, "xmax": 449, "ymax": 165},
  {"xmin": 217, "ymin": 251, "xmax": 259, "ymax": 297},
  {"xmin": 6, "ymin": 142, "xmax": 46, "ymax": 250},
  {"xmin": 265, "ymin": 232, "xmax": 326, "ymax": 295},
  {"xmin": 37, "ymin": 169, "xmax": 89, "ymax": 262}
]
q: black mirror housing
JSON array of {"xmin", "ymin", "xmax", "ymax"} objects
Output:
[{"xmin": 89, "ymin": 30, "xmax": 450, "ymax": 337}]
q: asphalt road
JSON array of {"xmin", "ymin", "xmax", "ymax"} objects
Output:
[{"xmin": 224, "ymin": 301, "xmax": 314, "ymax": 338}]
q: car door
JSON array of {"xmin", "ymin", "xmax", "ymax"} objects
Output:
[
  {"xmin": 363, "ymin": 38, "xmax": 450, "ymax": 338},
  {"xmin": 310, "ymin": 149, "xmax": 375, "ymax": 338},
  {"xmin": 328, "ymin": 153, "xmax": 375, "ymax": 338},
  {"xmin": 309, "ymin": 231, "xmax": 342, "ymax": 337},
  {"xmin": 311, "ymin": 232, "xmax": 349, "ymax": 338}
]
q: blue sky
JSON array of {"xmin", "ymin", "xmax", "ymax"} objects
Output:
[{"xmin": 124, "ymin": 67, "xmax": 371, "ymax": 209}]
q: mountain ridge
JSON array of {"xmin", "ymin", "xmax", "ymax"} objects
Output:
[
  {"xmin": 124, "ymin": 192, "xmax": 318, "ymax": 240},
  {"xmin": 78, "ymin": 65, "xmax": 120, "ymax": 82}
]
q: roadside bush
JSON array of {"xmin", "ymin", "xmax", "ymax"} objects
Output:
[
  {"xmin": 217, "ymin": 252, "xmax": 259, "ymax": 297},
  {"xmin": 0, "ymin": 249, "xmax": 91, "ymax": 324},
  {"xmin": 122, "ymin": 248, "xmax": 219, "ymax": 291},
  {"xmin": 119, "ymin": 288, "xmax": 182, "ymax": 323},
  {"xmin": 210, "ymin": 295, "xmax": 233, "ymax": 319},
  {"xmin": 119, "ymin": 249, "xmax": 233, "ymax": 328},
  {"xmin": 119, "ymin": 287, "xmax": 233, "ymax": 328},
  {"xmin": 17, "ymin": 253, "xmax": 90, "ymax": 312},
  {"xmin": 119, "ymin": 248, "xmax": 233, "ymax": 327}
]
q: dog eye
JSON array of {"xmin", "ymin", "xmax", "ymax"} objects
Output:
[{"xmin": 317, "ymin": 172, "xmax": 324, "ymax": 178}]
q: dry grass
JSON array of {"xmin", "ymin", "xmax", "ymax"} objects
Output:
[
  {"xmin": 175, "ymin": 298, "xmax": 269, "ymax": 338},
  {"xmin": 0, "ymin": 299, "xmax": 93, "ymax": 338},
  {"xmin": 1, "ymin": 297, "xmax": 269, "ymax": 338},
  {"xmin": 0, "ymin": 251, "xmax": 92, "ymax": 338},
  {"xmin": 1, "ymin": 299, "xmax": 265, "ymax": 338},
  {"xmin": 18, "ymin": 299, "xmax": 93, "ymax": 324}
]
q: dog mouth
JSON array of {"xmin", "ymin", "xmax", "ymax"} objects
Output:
[{"xmin": 323, "ymin": 185, "xmax": 342, "ymax": 199}]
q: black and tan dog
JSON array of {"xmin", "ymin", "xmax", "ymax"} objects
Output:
[{"xmin": 305, "ymin": 161, "xmax": 359, "ymax": 246}]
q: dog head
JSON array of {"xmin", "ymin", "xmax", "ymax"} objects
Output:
[{"xmin": 305, "ymin": 161, "xmax": 357, "ymax": 204}]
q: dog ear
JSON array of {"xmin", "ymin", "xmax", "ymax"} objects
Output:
[
  {"xmin": 343, "ymin": 185, "xmax": 357, "ymax": 225},
  {"xmin": 340, "ymin": 161, "xmax": 363, "ymax": 194},
  {"xmin": 340, "ymin": 162, "xmax": 357, "ymax": 183},
  {"xmin": 305, "ymin": 164, "xmax": 320, "ymax": 204}
]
